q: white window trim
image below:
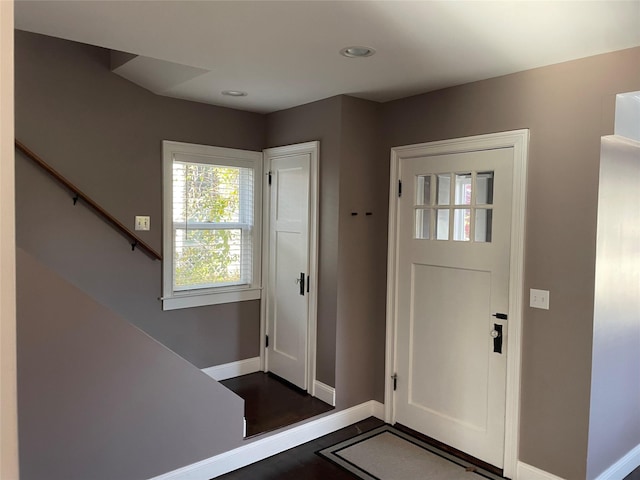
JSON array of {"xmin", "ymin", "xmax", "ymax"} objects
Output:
[{"xmin": 162, "ymin": 141, "xmax": 262, "ymax": 310}]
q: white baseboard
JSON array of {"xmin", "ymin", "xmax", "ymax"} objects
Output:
[
  {"xmin": 201, "ymin": 357, "xmax": 260, "ymax": 381},
  {"xmin": 371, "ymin": 399, "xmax": 385, "ymax": 420},
  {"xmin": 517, "ymin": 462, "xmax": 566, "ymax": 480},
  {"xmin": 313, "ymin": 380, "xmax": 335, "ymax": 406},
  {"xmin": 594, "ymin": 443, "xmax": 640, "ymax": 480},
  {"xmin": 150, "ymin": 400, "xmax": 385, "ymax": 480}
]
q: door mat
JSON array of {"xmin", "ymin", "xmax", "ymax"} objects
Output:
[{"xmin": 318, "ymin": 425, "xmax": 504, "ymax": 480}]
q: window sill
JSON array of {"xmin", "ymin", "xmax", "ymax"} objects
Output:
[{"xmin": 162, "ymin": 288, "xmax": 261, "ymax": 311}]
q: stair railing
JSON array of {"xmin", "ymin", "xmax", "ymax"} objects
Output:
[{"xmin": 15, "ymin": 140, "xmax": 162, "ymax": 260}]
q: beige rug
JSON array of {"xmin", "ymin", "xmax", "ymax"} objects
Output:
[{"xmin": 318, "ymin": 426, "xmax": 504, "ymax": 480}]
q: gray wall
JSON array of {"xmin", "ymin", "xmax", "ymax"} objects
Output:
[
  {"xmin": 265, "ymin": 95, "xmax": 388, "ymax": 406},
  {"xmin": 381, "ymin": 47, "xmax": 640, "ymax": 479},
  {"xmin": 586, "ymin": 136, "xmax": 640, "ymax": 479},
  {"xmin": 17, "ymin": 248, "xmax": 244, "ymax": 480},
  {"xmin": 266, "ymin": 96, "xmax": 342, "ymax": 387},
  {"xmin": 335, "ymin": 96, "xmax": 386, "ymax": 407},
  {"xmin": 15, "ymin": 30, "xmax": 264, "ymax": 368}
]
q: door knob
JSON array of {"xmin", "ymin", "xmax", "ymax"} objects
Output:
[{"xmin": 490, "ymin": 329, "xmax": 500, "ymax": 338}]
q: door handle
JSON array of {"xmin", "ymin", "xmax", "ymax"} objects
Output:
[
  {"xmin": 491, "ymin": 323, "xmax": 503, "ymax": 354},
  {"xmin": 299, "ymin": 272, "xmax": 305, "ymax": 296}
]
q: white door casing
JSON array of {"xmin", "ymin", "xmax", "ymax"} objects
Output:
[
  {"xmin": 385, "ymin": 130, "xmax": 528, "ymax": 479},
  {"xmin": 261, "ymin": 142, "xmax": 319, "ymax": 392}
]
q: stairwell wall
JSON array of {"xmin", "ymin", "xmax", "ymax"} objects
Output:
[
  {"xmin": 15, "ymin": 30, "xmax": 265, "ymax": 368},
  {"xmin": 17, "ymin": 248, "xmax": 244, "ymax": 480}
]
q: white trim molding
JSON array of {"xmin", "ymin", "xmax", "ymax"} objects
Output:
[
  {"xmin": 385, "ymin": 129, "xmax": 529, "ymax": 480},
  {"xmin": 161, "ymin": 141, "xmax": 263, "ymax": 311},
  {"xmin": 313, "ymin": 380, "xmax": 336, "ymax": 406},
  {"xmin": 593, "ymin": 443, "xmax": 640, "ymax": 480},
  {"xmin": 150, "ymin": 400, "xmax": 384, "ymax": 480},
  {"xmin": 0, "ymin": 2, "xmax": 19, "ymax": 478},
  {"xmin": 517, "ymin": 462, "xmax": 566, "ymax": 480},
  {"xmin": 201, "ymin": 357, "xmax": 261, "ymax": 382}
]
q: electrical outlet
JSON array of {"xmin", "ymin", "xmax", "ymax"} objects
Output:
[
  {"xmin": 530, "ymin": 288, "xmax": 550, "ymax": 310},
  {"xmin": 135, "ymin": 216, "xmax": 150, "ymax": 231}
]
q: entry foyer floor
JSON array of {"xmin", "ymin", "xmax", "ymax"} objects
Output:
[
  {"xmin": 217, "ymin": 412, "xmax": 640, "ymax": 480},
  {"xmin": 218, "ymin": 373, "xmax": 640, "ymax": 479}
]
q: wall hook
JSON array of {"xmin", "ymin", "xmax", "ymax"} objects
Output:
[
  {"xmin": 131, "ymin": 240, "xmax": 138, "ymax": 251},
  {"xmin": 72, "ymin": 194, "xmax": 79, "ymax": 205}
]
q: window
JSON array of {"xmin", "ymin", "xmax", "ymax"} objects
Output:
[
  {"xmin": 414, "ymin": 170, "xmax": 494, "ymax": 243},
  {"xmin": 162, "ymin": 141, "xmax": 262, "ymax": 310}
]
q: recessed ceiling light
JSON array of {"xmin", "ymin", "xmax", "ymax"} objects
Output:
[
  {"xmin": 222, "ymin": 90, "xmax": 248, "ymax": 97},
  {"xmin": 340, "ymin": 46, "xmax": 376, "ymax": 58}
]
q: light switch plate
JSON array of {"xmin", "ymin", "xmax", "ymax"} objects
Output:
[
  {"xmin": 135, "ymin": 216, "xmax": 150, "ymax": 231},
  {"xmin": 530, "ymin": 288, "xmax": 550, "ymax": 310}
]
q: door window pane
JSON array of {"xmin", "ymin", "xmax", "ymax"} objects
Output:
[
  {"xmin": 416, "ymin": 175, "xmax": 432, "ymax": 206},
  {"xmin": 453, "ymin": 209, "xmax": 471, "ymax": 241},
  {"xmin": 414, "ymin": 170, "xmax": 496, "ymax": 244},
  {"xmin": 415, "ymin": 209, "xmax": 431, "ymax": 239},
  {"xmin": 437, "ymin": 174, "xmax": 451, "ymax": 206},
  {"xmin": 455, "ymin": 173, "xmax": 472, "ymax": 205},
  {"xmin": 436, "ymin": 209, "xmax": 450, "ymax": 240},
  {"xmin": 475, "ymin": 209, "xmax": 493, "ymax": 242},
  {"xmin": 476, "ymin": 171, "xmax": 494, "ymax": 205}
]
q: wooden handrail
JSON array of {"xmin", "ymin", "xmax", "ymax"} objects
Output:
[{"xmin": 15, "ymin": 140, "xmax": 162, "ymax": 260}]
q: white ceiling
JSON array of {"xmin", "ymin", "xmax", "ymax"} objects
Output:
[{"xmin": 15, "ymin": 0, "xmax": 640, "ymax": 113}]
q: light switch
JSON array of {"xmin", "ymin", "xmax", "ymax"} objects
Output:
[
  {"xmin": 530, "ymin": 288, "xmax": 550, "ymax": 310},
  {"xmin": 135, "ymin": 216, "xmax": 150, "ymax": 231}
]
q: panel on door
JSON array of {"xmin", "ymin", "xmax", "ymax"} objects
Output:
[
  {"xmin": 395, "ymin": 148, "xmax": 513, "ymax": 468},
  {"xmin": 266, "ymin": 154, "xmax": 310, "ymax": 389},
  {"xmin": 409, "ymin": 264, "xmax": 491, "ymax": 431}
]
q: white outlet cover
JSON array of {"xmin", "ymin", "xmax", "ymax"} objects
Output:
[{"xmin": 530, "ymin": 288, "xmax": 550, "ymax": 310}]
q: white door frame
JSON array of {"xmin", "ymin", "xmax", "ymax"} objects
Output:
[
  {"xmin": 385, "ymin": 130, "xmax": 528, "ymax": 478},
  {"xmin": 260, "ymin": 141, "xmax": 320, "ymax": 395}
]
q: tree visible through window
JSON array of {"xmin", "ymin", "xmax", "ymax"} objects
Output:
[
  {"xmin": 162, "ymin": 141, "xmax": 262, "ymax": 310},
  {"xmin": 173, "ymin": 161, "xmax": 252, "ymax": 289}
]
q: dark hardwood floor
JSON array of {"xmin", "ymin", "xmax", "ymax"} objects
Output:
[
  {"xmin": 220, "ymin": 372, "xmax": 334, "ymax": 437},
  {"xmin": 217, "ymin": 416, "xmax": 385, "ymax": 479},
  {"xmin": 216, "ymin": 373, "xmax": 640, "ymax": 480}
]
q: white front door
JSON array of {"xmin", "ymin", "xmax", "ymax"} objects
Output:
[
  {"xmin": 263, "ymin": 143, "xmax": 317, "ymax": 390},
  {"xmin": 394, "ymin": 147, "xmax": 513, "ymax": 468}
]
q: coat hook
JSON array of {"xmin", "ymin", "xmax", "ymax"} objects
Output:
[
  {"xmin": 365, "ymin": 212, "xmax": 373, "ymax": 216},
  {"xmin": 351, "ymin": 212, "xmax": 358, "ymax": 216},
  {"xmin": 72, "ymin": 194, "xmax": 79, "ymax": 205},
  {"xmin": 131, "ymin": 240, "xmax": 138, "ymax": 251}
]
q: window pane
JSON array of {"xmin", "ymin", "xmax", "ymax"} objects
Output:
[
  {"xmin": 416, "ymin": 175, "xmax": 432, "ymax": 206},
  {"xmin": 453, "ymin": 208, "xmax": 471, "ymax": 241},
  {"xmin": 174, "ymin": 228, "xmax": 248, "ymax": 289},
  {"xmin": 174, "ymin": 161, "xmax": 253, "ymax": 224},
  {"xmin": 437, "ymin": 174, "xmax": 451, "ymax": 205},
  {"xmin": 476, "ymin": 171, "xmax": 494, "ymax": 205},
  {"xmin": 475, "ymin": 209, "xmax": 493, "ymax": 242},
  {"xmin": 415, "ymin": 209, "xmax": 431, "ymax": 239},
  {"xmin": 455, "ymin": 173, "xmax": 472, "ymax": 205},
  {"xmin": 435, "ymin": 209, "xmax": 450, "ymax": 240}
]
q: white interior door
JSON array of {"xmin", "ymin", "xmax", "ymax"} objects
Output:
[
  {"xmin": 394, "ymin": 147, "xmax": 513, "ymax": 468},
  {"xmin": 264, "ymin": 148, "xmax": 311, "ymax": 390}
]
